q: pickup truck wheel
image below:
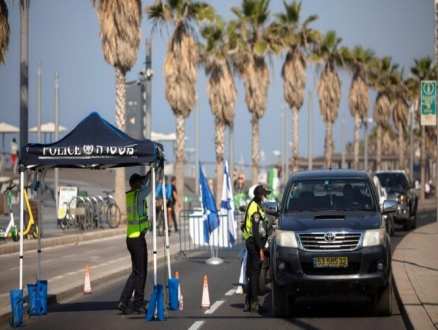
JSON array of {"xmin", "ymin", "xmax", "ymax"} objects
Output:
[
  {"xmin": 373, "ymin": 273, "xmax": 392, "ymax": 316},
  {"xmin": 258, "ymin": 268, "xmax": 266, "ymax": 296},
  {"xmin": 272, "ymin": 278, "xmax": 290, "ymax": 318}
]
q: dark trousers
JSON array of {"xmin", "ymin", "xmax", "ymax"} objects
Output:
[
  {"xmin": 171, "ymin": 207, "xmax": 178, "ymax": 232},
  {"xmin": 245, "ymin": 239, "xmax": 261, "ymax": 303},
  {"xmin": 119, "ymin": 235, "xmax": 147, "ymax": 309}
]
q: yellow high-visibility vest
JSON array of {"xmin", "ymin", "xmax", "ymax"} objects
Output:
[
  {"xmin": 126, "ymin": 189, "xmax": 148, "ymax": 238},
  {"xmin": 243, "ymin": 201, "xmax": 267, "ymax": 241}
]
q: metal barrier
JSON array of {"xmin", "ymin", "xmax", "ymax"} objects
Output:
[{"xmin": 175, "ymin": 209, "xmax": 245, "ymax": 260}]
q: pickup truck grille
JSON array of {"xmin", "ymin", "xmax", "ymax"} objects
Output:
[{"xmin": 299, "ymin": 233, "xmax": 361, "ymax": 251}]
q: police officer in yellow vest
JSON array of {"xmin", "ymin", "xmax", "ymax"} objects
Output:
[
  {"xmin": 243, "ymin": 184, "xmax": 271, "ymax": 313},
  {"xmin": 117, "ymin": 171, "xmax": 153, "ymax": 315}
]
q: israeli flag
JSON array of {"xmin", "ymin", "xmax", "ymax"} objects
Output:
[
  {"xmin": 220, "ymin": 161, "xmax": 236, "ymax": 246},
  {"xmin": 199, "ymin": 162, "xmax": 219, "ymax": 244}
]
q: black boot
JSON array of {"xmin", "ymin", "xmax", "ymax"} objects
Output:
[
  {"xmin": 243, "ymin": 300, "xmax": 250, "ymax": 312},
  {"xmin": 250, "ymin": 300, "xmax": 267, "ymax": 313}
]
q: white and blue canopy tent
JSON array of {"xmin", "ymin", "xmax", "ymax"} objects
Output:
[{"xmin": 18, "ymin": 111, "xmax": 171, "ymax": 291}]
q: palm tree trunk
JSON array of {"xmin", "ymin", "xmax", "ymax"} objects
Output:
[
  {"xmin": 376, "ymin": 125, "xmax": 382, "ymax": 171},
  {"xmin": 251, "ymin": 113, "xmax": 260, "ymax": 185},
  {"xmin": 215, "ymin": 118, "xmax": 225, "ymax": 207},
  {"xmin": 114, "ymin": 67, "xmax": 126, "ymax": 223},
  {"xmin": 175, "ymin": 113, "xmax": 185, "ymax": 211},
  {"xmin": 292, "ymin": 106, "xmax": 299, "ymax": 172},
  {"xmin": 420, "ymin": 126, "xmax": 426, "ymax": 200},
  {"xmin": 354, "ymin": 114, "xmax": 360, "ymax": 169},
  {"xmin": 324, "ymin": 121, "xmax": 333, "ymax": 168}
]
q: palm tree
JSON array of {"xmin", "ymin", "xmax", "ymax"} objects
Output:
[
  {"xmin": 276, "ymin": 0, "xmax": 320, "ymax": 172},
  {"xmin": 92, "ymin": 0, "xmax": 143, "ymax": 221},
  {"xmin": 392, "ymin": 68, "xmax": 409, "ymax": 171},
  {"xmin": 0, "ymin": 0, "xmax": 9, "ymax": 65},
  {"xmin": 346, "ymin": 45, "xmax": 376, "ymax": 169},
  {"xmin": 199, "ymin": 16, "xmax": 237, "ymax": 206},
  {"xmin": 407, "ymin": 56, "xmax": 437, "ymax": 199},
  {"xmin": 369, "ymin": 56, "xmax": 398, "ymax": 171},
  {"xmin": 145, "ymin": 0, "xmax": 215, "ymax": 208},
  {"xmin": 312, "ymin": 31, "xmax": 349, "ymax": 168},
  {"xmin": 230, "ymin": 0, "xmax": 282, "ymax": 184}
]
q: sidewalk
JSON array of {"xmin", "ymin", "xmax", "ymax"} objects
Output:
[{"xmin": 393, "ymin": 198, "xmax": 438, "ymax": 330}]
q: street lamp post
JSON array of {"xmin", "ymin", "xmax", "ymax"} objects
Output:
[
  {"xmin": 409, "ymin": 102, "xmax": 415, "ymax": 182},
  {"xmin": 361, "ymin": 117, "xmax": 372, "ymax": 172}
]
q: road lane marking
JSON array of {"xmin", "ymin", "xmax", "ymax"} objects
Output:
[
  {"xmin": 65, "ymin": 272, "xmax": 79, "ymax": 276},
  {"xmin": 204, "ymin": 300, "xmax": 224, "ymax": 314},
  {"xmin": 225, "ymin": 286, "xmax": 237, "ymax": 296},
  {"xmin": 50, "ymin": 275, "xmax": 64, "ymax": 280},
  {"xmin": 188, "ymin": 321, "xmax": 204, "ymax": 330}
]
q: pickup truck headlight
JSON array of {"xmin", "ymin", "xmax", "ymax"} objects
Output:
[
  {"xmin": 275, "ymin": 230, "xmax": 298, "ymax": 248},
  {"xmin": 399, "ymin": 194, "xmax": 408, "ymax": 206},
  {"xmin": 363, "ymin": 228, "xmax": 386, "ymax": 247}
]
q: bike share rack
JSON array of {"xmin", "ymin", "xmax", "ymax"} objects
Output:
[{"xmin": 61, "ymin": 193, "xmax": 120, "ymax": 231}]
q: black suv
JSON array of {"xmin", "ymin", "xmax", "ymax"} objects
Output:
[
  {"xmin": 374, "ymin": 170, "xmax": 418, "ymax": 230},
  {"xmin": 264, "ymin": 169, "xmax": 397, "ymax": 318}
]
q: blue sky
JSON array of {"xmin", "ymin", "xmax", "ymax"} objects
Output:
[{"xmin": 0, "ymin": 0, "xmax": 434, "ymax": 179}]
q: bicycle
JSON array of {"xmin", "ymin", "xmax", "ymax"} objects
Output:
[
  {"xmin": 96, "ymin": 190, "xmax": 121, "ymax": 229},
  {"xmin": 0, "ymin": 184, "xmax": 19, "ymax": 242},
  {"xmin": 61, "ymin": 196, "xmax": 92, "ymax": 231}
]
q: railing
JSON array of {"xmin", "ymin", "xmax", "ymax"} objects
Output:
[{"xmin": 175, "ymin": 209, "xmax": 244, "ymax": 260}]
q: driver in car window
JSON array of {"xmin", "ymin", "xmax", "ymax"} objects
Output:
[
  {"xmin": 340, "ymin": 183, "xmax": 370, "ymax": 209},
  {"xmin": 342, "ymin": 184, "xmax": 356, "ymax": 205}
]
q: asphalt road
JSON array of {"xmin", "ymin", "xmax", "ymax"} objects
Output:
[
  {"xmin": 3, "ymin": 207, "xmax": 437, "ymax": 330},
  {"xmin": 0, "ymin": 167, "xmax": 435, "ymax": 329},
  {"xmin": 0, "ymin": 249, "xmax": 407, "ymax": 330}
]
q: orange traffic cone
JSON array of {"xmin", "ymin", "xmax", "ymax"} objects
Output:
[
  {"xmin": 201, "ymin": 275, "xmax": 210, "ymax": 309},
  {"xmin": 175, "ymin": 271, "xmax": 182, "ymax": 300},
  {"xmin": 84, "ymin": 266, "xmax": 92, "ymax": 294}
]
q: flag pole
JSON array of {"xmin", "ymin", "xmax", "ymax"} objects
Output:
[{"xmin": 199, "ymin": 161, "xmax": 223, "ymax": 265}]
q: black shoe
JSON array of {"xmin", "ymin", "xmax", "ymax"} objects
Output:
[
  {"xmin": 243, "ymin": 300, "xmax": 250, "ymax": 312},
  {"xmin": 117, "ymin": 302, "xmax": 133, "ymax": 314},
  {"xmin": 132, "ymin": 306, "xmax": 146, "ymax": 314},
  {"xmin": 250, "ymin": 300, "xmax": 267, "ymax": 313}
]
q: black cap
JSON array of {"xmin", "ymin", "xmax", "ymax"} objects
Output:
[
  {"xmin": 254, "ymin": 185, "xmax": 271, "ymax": 197},
  {"xmin": 129, "ymin": 173, "xmax": 143, "ymax": 186}
]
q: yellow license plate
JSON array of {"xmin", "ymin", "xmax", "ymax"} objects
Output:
[{"xmin": 313, "ymin": 257, "xmax": 348, "ymax": 268}]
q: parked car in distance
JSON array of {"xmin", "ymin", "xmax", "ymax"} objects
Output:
[
  {"xmin": 374, "ymin": 170, "xmax": 418, "ymax": 230},
  {"xmin": 373, "ymin": 175, "xmax": 395, "ymax": 236},
  {"xmin": 264, "ymin": 169, "xmax": 397, "ymax": 318}
]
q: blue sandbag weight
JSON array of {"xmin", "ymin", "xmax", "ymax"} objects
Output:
[
  {"xmin": 156, "ymin": 284, "xmax": 165, "ymax": 321},
  {"xmin": 168, "ymin": 278, "xmax": 179, "ymax": 311},
  {"xmin": 9, "ymin": 289, "xmax": 24, "ymax": 328},
  {"xmin": 27, "ymin": 280, "xmax": 48, "ymax": 316}
]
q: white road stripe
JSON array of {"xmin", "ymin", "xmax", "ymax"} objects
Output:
[
  {"xmin": 50, "ymin": 276, "xmax": 64, "ymax": 281},
  {"xmin": 188, "ymin": 321, "xmax": 205, "ymax": 330},
  {"xmin": 65, "ymin": 272, "xmax": 79, "ymax": 276},
  {"xmin": 225, "ymin": 286, "xmax": 237, "ymax": 296},
  {"xmin": 62, "ymin": 254, "xmax": 77, "ymax": 259},
  {"xmin": 204, "ymin": 300, "xmax": 224, "ymax": 314}
]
